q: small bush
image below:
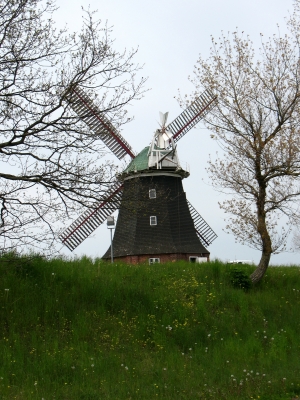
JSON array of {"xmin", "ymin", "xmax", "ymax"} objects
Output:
[{"xmin": 229, "ymin": 267, "xmax": 252, "ymax": 289}]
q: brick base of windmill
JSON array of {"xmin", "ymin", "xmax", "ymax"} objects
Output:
[{"xmin": 111, "ymin": 252, "xmax": 210, "ymax": 265}]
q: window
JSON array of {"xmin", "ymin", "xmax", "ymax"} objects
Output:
[
  {"xmin": 189, "ymin": 257, "xmax": 197, "ymax": 263},
  {"xmin": 149, "ymin": 258, "xmax": 160, "ymax": 265},
  {"xmin": 149, "ymin": 189, "xmax": 156, "ymax": 199},
  {"xmin": 150, "ymin": 216, "xmax": 157, "ymax": 226}
]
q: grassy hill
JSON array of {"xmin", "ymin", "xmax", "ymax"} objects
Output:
[{"xmin": 0, "ymin": 254, "xmax": 300, "ymax": 399}]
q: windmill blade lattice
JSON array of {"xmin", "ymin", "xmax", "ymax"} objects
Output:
[
  {"xmin": 187, "ymin": 200, "xmax": 217, "ymax": 247},
  {"xmin": 67, "ymin": 87, "xmax": 135, "ymax": 160},
  {"xmin": 166, "ymin": 89, "xmax": 217, "ymax": 144},
  {"xmin": 59, "ymin": 182, "xmax": 123, "ymax": 251}
]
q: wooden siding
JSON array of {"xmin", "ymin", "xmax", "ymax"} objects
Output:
[{"xmin": 102, "ymin": 174, "xmax": 209, "ymax": 259}]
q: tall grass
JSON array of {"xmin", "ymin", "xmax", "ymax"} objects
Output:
[{"xmin": 0, "ymin": 254, "xmax": 300, "ymax": 399}]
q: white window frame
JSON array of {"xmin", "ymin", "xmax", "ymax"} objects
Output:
[
  {"xmin": 149, "ymin": 189, "xmax": 156, "ymax": 199},
  {"xmin": 149, "ymin": 258, "xmax": 160, "ymax": 265},
  {"xmin": 150, "ymin": 216, "xmax": 157, "ymax": 226}
]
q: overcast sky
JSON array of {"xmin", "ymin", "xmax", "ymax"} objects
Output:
[{"xmin": 55, "ymin": 0, "xmax": 297, "ymax": 265}]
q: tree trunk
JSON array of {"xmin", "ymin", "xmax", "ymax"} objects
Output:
[
  {"xmin": 250, "ymin": 171, "xmax": 272, "ymax": 284},
  {"xmin": 250, "ymin": 250, "xmax": 271, "ymax": 284}
]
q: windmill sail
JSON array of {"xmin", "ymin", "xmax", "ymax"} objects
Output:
[
  {"xmin": 187, "ymin": 200, "xmax": 217, "ymax": 247},
  {"xmin": 67, "ymin": 87, "xmax": 135, "ymax": 160},
  {"xmin": 166, "ymin": 89, "xmax": 217, "ymax": 144},
  {"xmin": 59, "ymin": 182, "xmax": 123, "ymax": 251}
]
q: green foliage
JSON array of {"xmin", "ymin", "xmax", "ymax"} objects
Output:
[
  {"xmin": 229, "ymin": 267, "xmax": 252, "ymax": 290},
  {"xmin": 0, "ymin": 255, "xmax": 300, "ymax": 399}
]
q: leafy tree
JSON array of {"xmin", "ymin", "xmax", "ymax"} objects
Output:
[
  {"xmin": 187, "ymin": 1, "xmax": 300, "ymax": 283},
  {"xmin": 0, "ymin": 0, "xmax": 146, "ymax": 253}
]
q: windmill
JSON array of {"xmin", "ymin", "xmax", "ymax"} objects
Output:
[{"xmin": 59, "ymin": 86, "xmax": 218, "ymax": 264}]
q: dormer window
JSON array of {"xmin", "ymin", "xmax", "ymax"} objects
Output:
[
  {"xmin": 150, "ymin": 216, "xmax": 157, "ymax": 226},
  {"xmin": 149, "ymin": 189, "xmax": 156, "ymax": 199}
]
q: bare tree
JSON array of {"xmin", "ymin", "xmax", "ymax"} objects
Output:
[
  {"xmin": 0, "ymin": 0, "xmax": 146, "ymax": 253},
  {"xmin": 186, "ymin": 1, "xmax": 300, "ymax": 283}
]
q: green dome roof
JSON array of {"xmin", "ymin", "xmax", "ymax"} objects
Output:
[{"xmin": 123, "ymin": 147, "xmax": 149, "ymax": 173}]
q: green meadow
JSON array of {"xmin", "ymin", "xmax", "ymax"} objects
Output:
[{"xmin": 0, "ymin": 254, "xmax": 300, "ymax": 399}]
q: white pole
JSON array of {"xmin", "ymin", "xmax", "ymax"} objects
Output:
[
  {"xmin": 110, "ymin": 228, "xmax": 113, "ymax": 264},
  {"xmin": 107, "ymin": 215, "xmax": 115, "ymax": 264}
]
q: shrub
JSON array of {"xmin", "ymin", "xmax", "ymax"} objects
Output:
[{"xmin": 229, "ymin": 267, "xmax": 252, "ymax": 290}]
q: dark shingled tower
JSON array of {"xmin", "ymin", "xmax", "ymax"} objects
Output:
[{"xmin": 102, "ymin": 146, "xmax": 210, "ymax": 264}]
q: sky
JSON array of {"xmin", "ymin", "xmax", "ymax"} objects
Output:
[{"xmin": 55, "ymin": 0, "xmax": 297, "ymax": 265}]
